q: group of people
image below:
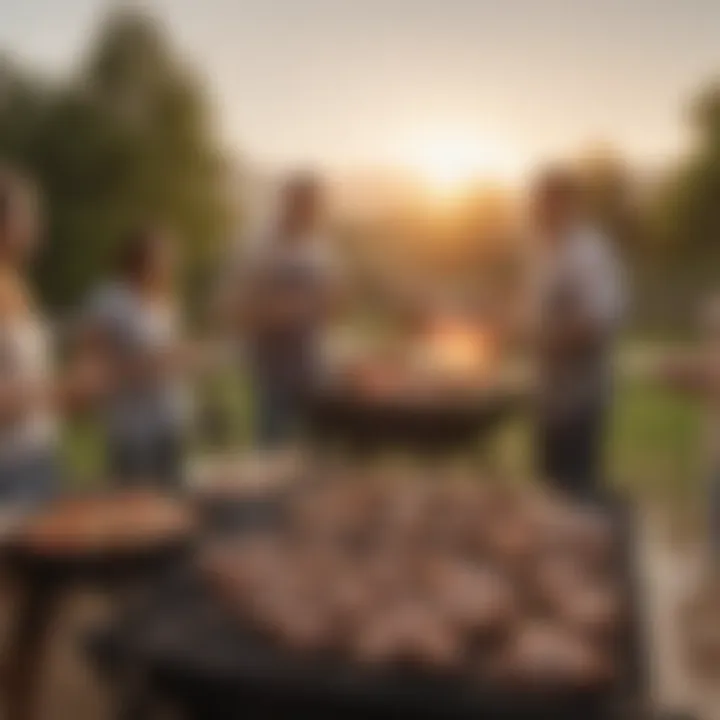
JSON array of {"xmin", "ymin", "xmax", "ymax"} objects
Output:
[
  {"xmin": 0, "ymin": 169, "xmax": 340, "ymax": 503},
  {"xmin": 530, "ymin": 169, "xmax": 720, "ymax": 589},
  {"xmin": 1, "ymin": 161, "xmax": 720, "ymax": 587},
  {"xmin": 0, "ymin": 164, "xmax": 631, "ymax": 501}
]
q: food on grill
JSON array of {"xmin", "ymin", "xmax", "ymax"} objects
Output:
[
  {"xmin": 423, "ymin": 559, "xmax": 517, "ymax": 640},
  {"xmin": 531, "ymin": 497, "xmax": 614, "ymax": 565},
  {"xmin": 189, "ymin": 450, "xmax": 303, "ymax": 499},
  {"xmin": 483, "ymin": 516, "xmax": 536, "ymax": 569},
  {"xmin": 200, "ymin": 476, "xmax": 623, "ymax": 689},
  {"xmin": 327, "ymin": 569, "xmax": 375, "ymax": 627},
  {"xmin": 17, "ymin": 490, "xmax": 194, "ymax": 555},
  {"xmin": 354, "ymin": 601, "xmax": 463, "ymax": 670},
  {"xmin": 490, "ymin": 621, "xmax": 613, "ymax": 688},
  {"xmin": 266, "ymin": 600, "xmax": 337, "ymax": 653},
  {"xmin": 559, "ymin": 586, "xmax": 623, "ymax": 641},
  {"xmin": 533, "ymin": 554, "xmax": 587, "ymax": 606}
]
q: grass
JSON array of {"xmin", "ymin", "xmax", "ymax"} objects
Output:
[
  {"xmin": 610, "ymin": 377, "xmax": 703, "ymax": 505},
  {"xmin": 491, "ymin": 377, "xmax": 703, "ymax": 502}
]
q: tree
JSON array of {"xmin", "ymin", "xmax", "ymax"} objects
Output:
[
  {"xmin": 0, "ymin": 58, "xmax": 49, "ymax": 164},
  {"xmin": 630, "ymin": 82, "xmax": 720, "ymax": 336},
  {"xmin": 0, "ymin": 8, "xmax": 234, "ymax": 311},
  {"xmin": 658, "ymin": 83, "xmax": 720, "ymax": 253},
  {"xmin": 573, "ymin": 144, "xmax": 648, "ymax": 257}
]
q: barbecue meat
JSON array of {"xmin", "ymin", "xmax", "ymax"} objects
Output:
[
  {"xmin": 558, "ymin": 586, "xmax": 623, "ymax": 640},
  {"xmin": 423, "ymin": 559, "xmax": 517, "ymax": 640},
  {"xmin": 199, "ymin": 475, "xmax": 625, "ymax": 689},
  {"xmin": 354, "ymin": 601, "xmax": 463, "ymax": 671},
  {"xmin": 491, "ymin": 621, "xmax": 614, "ymax": 688}
]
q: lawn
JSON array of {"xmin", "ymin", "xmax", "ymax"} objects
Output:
[{"xmin": 610, "ymin": 377, "xmax": 703, "ymax": 503}]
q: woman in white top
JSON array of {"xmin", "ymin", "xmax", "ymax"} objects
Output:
[
  {"xmin": 0, "ymin": 169, "xmax": 58, "ymax": 506},
  {"xmin": 81, "ymin": 225, "xmax": 191, "ymax": 488}
]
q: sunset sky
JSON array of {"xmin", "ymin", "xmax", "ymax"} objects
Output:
[{"xmin": 1, "ymin": 0, "xmax": 719, "ymax": 176}]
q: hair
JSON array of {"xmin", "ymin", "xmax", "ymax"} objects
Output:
[
  {"xmin": 281, "ymin": 171, "xmax": 323, "ymax": 205},
  {"xmin": 532, "ymin": 166, "xmax": 584, "ymax": 210},
  {"xmin": 116, "ymin": 224, "xmax": 166, "ymax": 280}
]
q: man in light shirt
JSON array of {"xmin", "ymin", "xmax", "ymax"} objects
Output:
[
  {"xmin": 529, "ymin": 168, "xmax": 626, "ymax": 496},
  {"xmin": 222, "ymin": 173, "xmax": 342, "ymax": 447}
]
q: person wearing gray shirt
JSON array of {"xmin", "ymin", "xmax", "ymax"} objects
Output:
[
  {"xmin": 223, "ymin": 174, "xmax": 341, "ymax": 448},
  {"xmin": 529, "ymin": 169, "xmax": 626, "ymax": 496},
  {"xmin": 81, "ymin": 226, "xmax": 191, "ymax": 488}
]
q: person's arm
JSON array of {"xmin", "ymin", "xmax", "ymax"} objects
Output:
[
  {"xmin": 221, "ymin": 248, "xmax": 294, "ymax": 333},
  {"xmin": 540, "ymin": 297, "xmax": 605, "ymax": 357},
  {"xmin": 66, "ymin": 289, "xmax": 180, "ymax": 404},
  {"xmin": 0, "ymin": 277, "xmax": 52, "ymax": 425},
  {"xmin": 60, "ymin": 319, "xmax": 119, "ymax": 413},
  {"xmin": 312, "ymin": 248, "xmax": 349, "ymax": 324},
  {"xmin": 210, "ymin": 239, "xmax": 281, "ymax": 335},
  {"xmin": 211, "ymin": 253, "xmax": 250, "ymax": 333},
  {"xmin": 0, "ymin": 377, "xmax": 49, "ymax": 428},
  {"xmin": 141, "ymin": 339, "xmax": 225, "ymax": 378},
  {"xmin": 654, "ymin": 350, "xmax": 719, "ymax": 395}
]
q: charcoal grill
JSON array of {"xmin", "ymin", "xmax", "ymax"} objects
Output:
[
  {"xmin": 88, "ymin": 495, "xmax": 648, "ymax": 720},
  {"xmin": 301, "ymin": 384, "xmax": 519, "ymax": 455}
]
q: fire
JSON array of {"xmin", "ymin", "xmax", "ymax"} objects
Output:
[
  {"xmin": 341, "ymin": 317, "xmax": 498, "ymax": 400},
  {"xmin": 415, "ymin": 319, "xmax": 495, "ymax": 380}
]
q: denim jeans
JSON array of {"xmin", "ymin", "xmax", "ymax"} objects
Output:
[
  {"xmin": 0, "ymin": 448, "xmax": 59, "ymax": 508},
  {"xmin": 709, "ymin": 470, "xmax": 720, "ymax": 568},
  {"xmin": 253, "ymin": 375, "xmax": 307, "ymax": 449},
  {"xmin": 108, "ymin": 428, "xmax": 185, "ymax": 490},
  {"xmin": 537, "ymin": 398, "xmax": 608, "ymax": 499}
]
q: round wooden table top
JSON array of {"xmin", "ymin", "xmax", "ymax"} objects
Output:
[{"xmin": 12, "ymin": 489, "xmax": 195, "ymax": 560}]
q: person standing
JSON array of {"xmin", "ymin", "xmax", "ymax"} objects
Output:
[
  {"xmin": 79, "ymin": 225, "xmax": 192, "ymax": 488},
  {"xmin": 529, "ymin": 168, "xmax": 626, "ymax": 497},
  {"xmin": 0, "ymin": 168, "xmax": 58, "ymax": 507},
  {"xmin": 222, "ymin": 173, "xmax": 342, "ymax": 448}
]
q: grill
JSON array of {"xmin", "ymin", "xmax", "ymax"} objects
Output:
[
  {"xmin": 302, "ymin": 386, "xmax": 519, "ymax": 455},
  {"xmin": 89, "ymin": 495, "xmax": 647, "ymax": 720}
]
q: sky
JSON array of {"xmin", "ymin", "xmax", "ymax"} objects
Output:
[{"xmin": 0, "ymin": 0, "xmax": 719, "ymax": 177}]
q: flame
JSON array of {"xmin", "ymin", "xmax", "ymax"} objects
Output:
[
  {"xmin": 416, "ymin": 319, "xmax": 494, "ymax": 379},
  {"xmin": 345, "ymin": 318, "xmax": 497, "ymax": 399}
]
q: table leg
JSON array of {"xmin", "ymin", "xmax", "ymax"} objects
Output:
[
  {"xmin": 113, "ymin": 672, "xmax": 154, "ymax": 720},
  {"xmin": 3, "ymin": 578, "xmax": 62, "ymax": 720}
]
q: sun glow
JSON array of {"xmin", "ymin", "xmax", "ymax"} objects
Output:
[{"xmin": 402, "ymin": 131, "xmax": 520, "ymax": 194}]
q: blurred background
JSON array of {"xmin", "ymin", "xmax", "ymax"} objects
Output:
[
  {"xmin": 2, "ymin": 2, "xmax": 720, "ymax": 719},
  {"xmin": 0, "ymin": 0, "xmax": 718, "ymax": 514}
]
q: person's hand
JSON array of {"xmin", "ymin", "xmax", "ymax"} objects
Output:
[
  {"xmin": 174, "ymin": 341, "xmax": 230, "ymax": 376},
  {"xmin": 58, "ymin": 356, "xmax": 114, "ymax": 413},
  {"xmin": 264, "ymin": 291, "xmax": 321, "ymax": 327},
  {"xmin": 647, "ymin": 352, "xmax": 711, "ymax": 393}
]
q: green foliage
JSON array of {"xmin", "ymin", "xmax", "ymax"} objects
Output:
[
  {"xmin": 657, "ymin": 83, "xmax": 720, "ymax": 253},
  {"xmin": 577, "ymin": 146, "xmax": 643, "ymax": 253},
  {"xmin": 0, "ymin": 8, "xmax": 234, "ymax": 311},
  {"xmin": 609, "ymin": 375, "xmax": 703, "ymax": 504}
]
